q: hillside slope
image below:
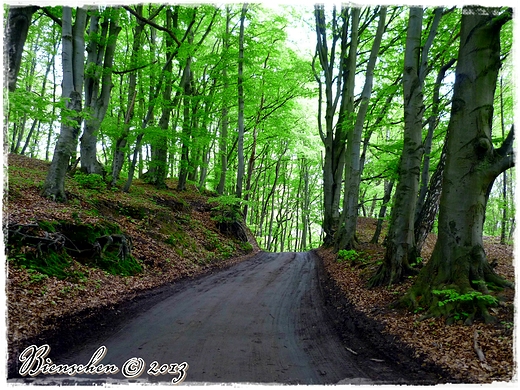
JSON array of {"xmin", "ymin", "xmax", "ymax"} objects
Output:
[{"xmin": 4, "ymin": 154, "xmax": 259, "ymax": 371}]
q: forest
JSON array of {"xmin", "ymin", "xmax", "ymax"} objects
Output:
[{"xmin": 3, "ymin": 2, "xmax": 516, "ymax": 379}]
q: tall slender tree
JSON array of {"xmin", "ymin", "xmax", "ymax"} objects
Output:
[
  {"xmin": 336, "ymin": 6, "xmax": 387, "ymax": 250},
  {"xmin": 81, "ymin": 7, "xmax": 122, "ymax": 175}
]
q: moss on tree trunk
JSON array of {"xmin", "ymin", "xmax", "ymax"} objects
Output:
[{"xmin": 401, "ymin": 6, "xmax": 514, "ymax": 323}]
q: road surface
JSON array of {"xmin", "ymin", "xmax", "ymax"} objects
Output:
[{"xmin": 9, "ymin": 251, "xmax": 444, "ymax": 385}]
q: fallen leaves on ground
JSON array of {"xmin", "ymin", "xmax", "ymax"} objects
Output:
[
  {"xmin": 318, "ymin": 217, "xmax": 515, "ymax": 383},
  {"xmin": 5, "ymin": 154, "xmax": 259, "ymax": 356}
]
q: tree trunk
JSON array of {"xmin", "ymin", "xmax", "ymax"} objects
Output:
[
  {"xmin": 5, "ymin": 6, "xmax": 39, "ymax": 92},
  {"xmin": 499, "ymin": 77, "xmax": 508, "ymax": 244},
  {"xmin": 404, "ymin": 7, "xmax": 514, "ymax": 323},
  {"xmin": 81, "ymin": 8, "xmax": 121, "ymax": 175},
  {"xmin": 110, "ymin": 5, "xmax": 144, "ymax": 187},
  {"xmin": 217, "ymin": 6, "xmax": 231, "ymax": 195},
  {"xmin": 42, "ymin": 7, "xmax": 87, "ymax": 202},
  {"xmin": 370, "ymin": 179, "xmax": 394, "ymax": 244},
  {"xmin": 415, "ymin": 58, "xmax": 456, "ymax": 223},
  {"xmin": 313, "ymin": 6, "xmax": 350, "ymax": 246},
  {"xmin": 414, "ymin": 142, "xmax": 447, "ymax": 255},
  {"xmin": 236, "ymin": 3, "xmax": 248, "ymax": 199},
  {"xmin": 336, "ymin": 6, "xmax": 386, "ymax": 250},
  {"xmin": 177, "ymin": 55, "xmax": 194, "ymax": 191},
  {"xmin": 148, "ymin": 7, "xmax": 177, "ymax": 188},
  {"xmin": 369, "ymin": 7, "xmax": 425, "ymax": 286}
]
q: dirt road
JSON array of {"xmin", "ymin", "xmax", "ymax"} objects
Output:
[{"xmin": 9, "ymin": 251, "xmax": 445, "ymax": 385}]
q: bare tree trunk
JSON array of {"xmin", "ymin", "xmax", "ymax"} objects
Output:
[
  {"xmin": 148, "ymin": 7, "xmax": 177, "ymax": 188},
  {"xmin": 370, "ymin": 7, "xmax": 426, "ymax": 286},
  {"xmin": 414, "ymin": 143, "xmax": 446, "ymax": 254},
  {"xmin": 371, "ymin": 179, "xmax": 394, "ymax": 244},
  {"xmin": 177, "ymin": 53, "xmax": 194, "ymax": 191},
  {"xmin": 236, "ymin": 3, "xmax": 248, "ymax": 199},
  {"xmin": 499, "ymin": 77, "xmax": 508, "ymax": 244},
  {"xmin": 336, "ymin": 6, "xmax": 387, "ymax": 250},
  {"xmin": 81, "ymin": 8, "xmax": 121, "ymax": 176},
  {"xmin": 313, "ymin": 6, "xmax": 354, "ymax": 246},
  {"xmin": 42, "ymin": 7, "xmax": 87, "ymax": 202},
  {"xmin": 216, "ymin": 7, "xmax": 231, "ymax": 195},
  {"xmin": 110, "ymin": 5, "xmax": 143, "ymax": 187},
  {"xmin": 415, "ymin": 58, "xmax": 456, "ymax": 222},
  {"xmin": 5, "ymin": 6, "xmax": 38, "ymax": 92}
]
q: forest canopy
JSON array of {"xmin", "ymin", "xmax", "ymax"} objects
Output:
[{"xmin": 4, "ymin": 4, "xmax": 515, "ymax": 306}]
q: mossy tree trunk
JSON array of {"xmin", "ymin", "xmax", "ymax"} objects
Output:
[{"xmin": 404, "ymin": 6, "xmax": 514, "ymax": 321}]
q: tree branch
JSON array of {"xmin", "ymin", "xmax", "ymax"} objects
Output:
[
  {"xmin": 496, "ymin": 124, "xmax": 514, "ymax": 157},
  {"xmin": 41, "ymin": 7, "xmax": 61, "ymax": 27},
  {"xmin": 123, "ymin": 5, "xmax": 181, "ymax": 46}
]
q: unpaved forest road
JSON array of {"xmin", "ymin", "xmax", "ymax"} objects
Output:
[{"xmin": 10, "ymin": 252, "xmax": 444, "ymax": 385}]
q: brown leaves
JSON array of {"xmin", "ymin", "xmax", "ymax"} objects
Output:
[
  {"xmin": 318, "ymin": 219, "xmax": 515, "ymax": 383},
  {"xmin": 6, "ymin": 154, "xmax": 259, "ymax": 356}
]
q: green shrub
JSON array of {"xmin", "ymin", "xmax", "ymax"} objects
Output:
[
  {"xmin": 432, "ymin": 289, "xmax": 499, "ymax": 322},
  {"xmin": 240, "ymin": 241, "xmax": 253, "ymax": 253},
  {"xmin": 73, "ymin": 172, "xmax": 106, "ymax": 191},
  {"xmin": 337, "ymin": 249, "xmax": 360, "ymax": 263}
]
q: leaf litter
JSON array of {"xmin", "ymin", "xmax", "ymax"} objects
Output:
[{"xmin": 317, "ymin": 217, "xmax": 515, "ymax": 383}]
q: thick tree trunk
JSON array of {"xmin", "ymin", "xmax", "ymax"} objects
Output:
[
  {"xmin": 5, "ymin": 6, "xmax": 39, "ymax": 92},
  {"xmin": 404, "ymin": 7, "xmax": 514, "ymax": 323},
  {"xmin": 42, "ymin": 7, "xmax": 87, "ymax": 202}
]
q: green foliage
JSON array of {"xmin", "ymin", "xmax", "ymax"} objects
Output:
[
  {"xmin": 336, "ymin": 249, "xmax": 372, "ymax": 267},
  {"xmin": 208, "ymin": 195, "xmax": 244, "ymax": 224},
  {"xmin": 240, "ymin": 241, "xmax": 253, "ymax": 253},
  {"xmin": 73, "ymin": 172, "xmax": 106, "ymax": 191},
  {"xmin": 432, "ymin": 289, "xmax": 499, "ymax": 322},
  {"xmin": 94, "ymin": 251, "xmax": 142, "ymax": 276},
  {"xmin": 337, "ymin": 249, "xmax": 360, "ymax": 263},
  {"xmin": 9, "ymin": 249, "xmax": 73, "ymax": 279}
]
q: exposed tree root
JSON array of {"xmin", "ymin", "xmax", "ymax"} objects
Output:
[{"xmin": 401, "ymin": 245, "xmax": 513, "ymax": 325}]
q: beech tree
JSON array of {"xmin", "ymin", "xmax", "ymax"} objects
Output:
[
  {"xmin": 7, "ymin": 3, "xmax": 514, "ymax": 260},
  {"xmin": 5, "ymin": 6, "xmax": 39, "ymax": 92},
  {"xmin": 335, "ymin": 6, "xmax": 387, "ymax": 250},
  {"xmin": 313, "ymin": 5, "xmax": 353, "ymax": 246},
  {"xmin": 41, "ymin": 7, "xmax": 88, "ymax": 202},
  {"xmin": 81, "ymin": 7, "xmax": 121, "ymax": 175},
  {"xmin": 370, "ymin": 7, "xmax": 445, "ymax": 286},
  {"xmin": 404, "ymin": 6, "xmax": 514, "ymax": 322}
]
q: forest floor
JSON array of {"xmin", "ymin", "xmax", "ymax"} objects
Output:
[
  {"xmin": 3, "ymin": 154, "xmax": 516, "ymax": 383},
  {"xmin": 317, "ymin": 218, "xmax": 516, "ymax": 383}
]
